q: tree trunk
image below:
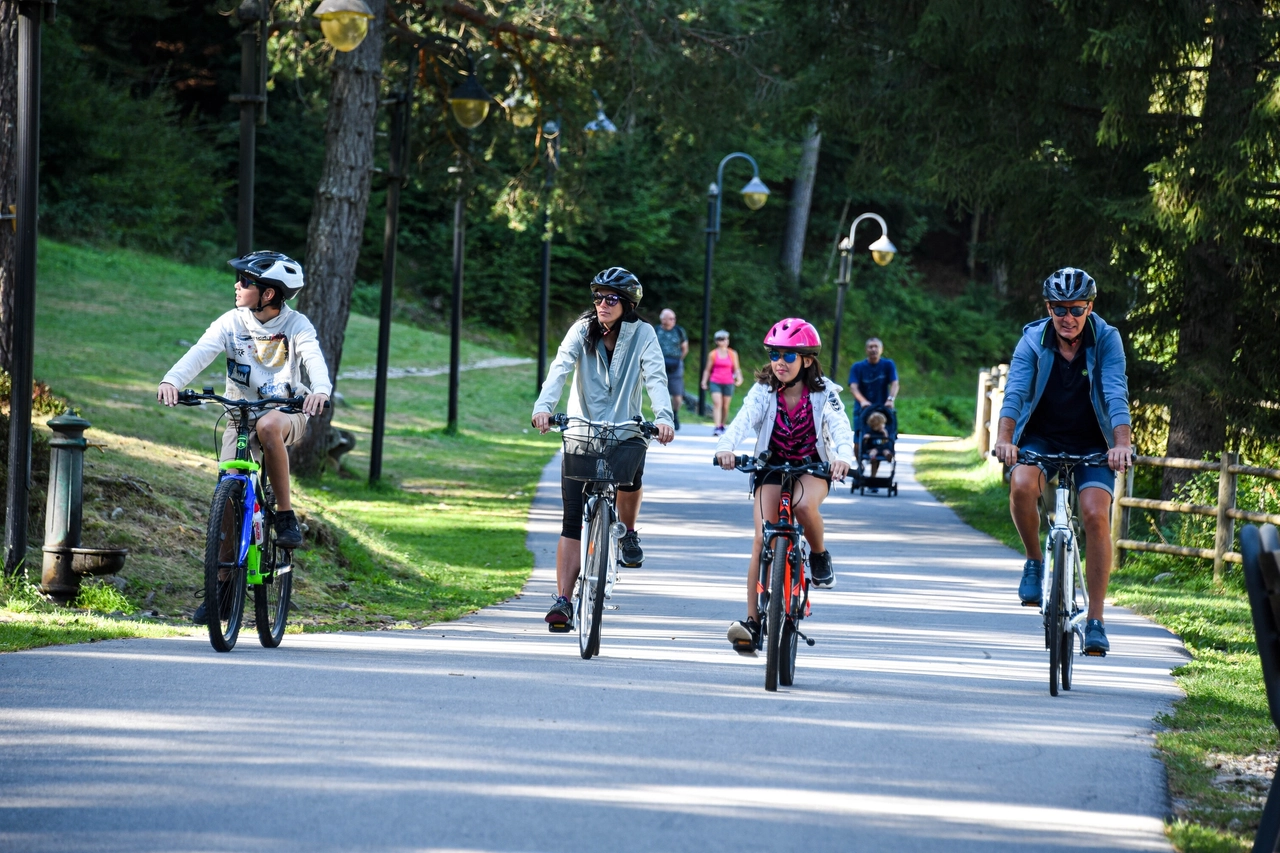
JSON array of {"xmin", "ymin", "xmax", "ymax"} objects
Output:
[
  {"xmin": 1161, "ymin": 0, "xmax": 1259, "ymax": 498},
  {"xmin": 291, "ymin": 0, "xmax": 386, "ymax": 476},
  {"xmin": 782, "ymin": 121, "xmax": 820, "ymax": 282},
  {"xmin": 0, "ymin": 2, "xmax": 18, "ymax": 376}
]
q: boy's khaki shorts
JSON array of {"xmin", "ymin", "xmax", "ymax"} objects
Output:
[{"xmin": 219, "ymin": 411, "xmax": 310, "ymax": 462}]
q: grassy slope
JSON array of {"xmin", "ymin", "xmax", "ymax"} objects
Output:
[
  {"xmin": 6, "ymin": 240, "xmax": 560, "ymax": 648},
  {"xmin": 914, "ymin": 438, "xmax": 1272, "ymax": 853}
]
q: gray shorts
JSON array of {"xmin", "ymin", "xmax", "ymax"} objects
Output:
[
  {"xmin": 709, "ymin": 382, "xmax": 735, "ymax": 397},
  {"xmin": 666, "ymin": 371, "xmax": 684, "ymax": 400}
]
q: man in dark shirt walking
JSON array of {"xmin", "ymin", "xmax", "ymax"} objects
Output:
[
  {"xmin": 992, "ymin": 268, "xmax": 1133, "ymax": 655},
  {"xmin": 655, "ymin": 308, "xmax": 689, "ymax": 429},
  {"xmin": 848, "ymin": 338, "xmax": 899, "ymax": 485}
]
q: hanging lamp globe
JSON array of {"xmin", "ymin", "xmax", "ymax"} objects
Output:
[
  {"xmin": 313, "ymin": 0, "xmax": 374, "ymax": 52},
  {"xmin": 449, "ymin": 74, "xmax": 492, "ymax": 129},
  {"xmin": 869, "ymin": 233, "xmax": 897, "ymax": 266},
  {"xmin": 740, "ymin": 175, "xmax": 770, "ymax": 211}
]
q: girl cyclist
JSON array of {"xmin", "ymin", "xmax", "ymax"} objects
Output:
[
  {"xmin": 714, "ymin": 318, "xmax": 854, "ymax": 652},
  {"xmin": 532, "ymin": 268, "xmax": 675, "ymax": 630}
]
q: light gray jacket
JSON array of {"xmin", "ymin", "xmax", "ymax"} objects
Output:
[{"xmin": 533, "ymin": 318, "xmax": 674, "ymax": 429}]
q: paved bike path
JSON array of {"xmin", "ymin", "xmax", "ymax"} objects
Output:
[{"xmin": 0, "ymin": 433, "xmax": 1186, "ymax": 852}]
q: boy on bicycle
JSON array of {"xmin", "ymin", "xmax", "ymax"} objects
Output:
[
  {"xmin": 992, "ymin": 267, "xmax": 1132, "ymax": 655},
  {"xmin": 714, "ymin": 318, "xmax": 853, "ymax": 652},
  {"xmin": 158, "ymin": 252, "xmax": 331, "ymax": 621}
]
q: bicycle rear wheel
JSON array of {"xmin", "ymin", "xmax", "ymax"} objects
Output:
[
  {"xmin": 254, "ymin": 513, "xmax": 293, "ymax": 648},
  {"xmin": 205, "ymin": 477, "xmax": 248, "ymax": 652},
  {"xmin": 1047, "ymin": 535, "xmax": 1066, "ymax": 696},
  {"xmin": 577, "ymin": 501, "xmax": 609, "ymax": 659},
  {"xmin": 765, "ymin": 542, "xmax": 788, "ymax": 692}
]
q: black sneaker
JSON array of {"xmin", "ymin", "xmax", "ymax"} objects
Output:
[
  {"xmin": 274, "ymin": 510, "xmax": 304, "ymax": 549},
  {"xmin": 1083, "ymin": 619, "xmax": 1110, "ymax": 656},
  {"xmin": 619, "ymin": 531, "xmax": 644, "ymax": 567},
  {"xmin": 1018, "ymin": 559, "xmax": 1044, "ymax": 606},
  {"xmin": 190, "ymin": 602, "xmax": 208, "ymax": 625},
  {"xmin": 545, "ymin": 595, "xmax": 573, "ymax": 632},
  {"xmin": 809, "ymin": 550, "xmax": 835, "ymax": 588},
  {"xmin": 727, "ymin": 618, "xmax": 760, "ymax": 653}
]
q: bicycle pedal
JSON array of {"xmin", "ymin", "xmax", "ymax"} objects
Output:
[
  {"xmin": 1084, "ymin": 649, "xmax": 1106, "ymax": 657},
  {"xmin": 731, "ymin": 640, "xmax": 756, "ymax": 655},
  {"xmin": 1021, "ymin": 600, "xmax": 1041, "ymax": 607},
  {"xmin": 547, "ymin": 621, "xmax": 572, "ymax": 634}
]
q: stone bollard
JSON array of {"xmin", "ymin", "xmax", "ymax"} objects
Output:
[{"xmin": 40, "ymin": 412, "xmax": 91, "ymax": 603}]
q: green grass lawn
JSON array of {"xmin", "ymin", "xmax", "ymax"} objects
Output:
[
  {"xmin": 914, "ymin": 437, "xmax": 1275, "ymax": 853},
  {"xmin": 6, "ymin": 238, "xmax": 564, "ymax": 649}
]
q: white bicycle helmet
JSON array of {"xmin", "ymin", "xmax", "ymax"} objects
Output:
[
  {"xmin": 229, "ymin": 251, "xmax": 306, "ymax": 302},
  {"xmin": 1042, "ymin": 267, "xmax": 1096, "ymax": 302}
]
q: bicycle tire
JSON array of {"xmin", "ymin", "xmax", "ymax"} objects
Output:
[
  {"xmin": 765, "ymin": 541, "xmax": 788, "ymax": 692},
  {"xmin": 1048, "ymin": 534, "xmax": 1066, "ymax": 696},
  {"xmin": 578, "ymin": 501, "xmax": 608, "ymax": 659},
  {"xmin": 204, "ymin": 477, "xmax": 248, "ymax": 652},
  {"xmin": 1060, "ymin": 622, "xmax": 1075, "ymax": 691},
  {"xmin": 254, "ymin": 513, "xmax": 293, "ymax": 648},
  {"xmin": 779, "ymin": 619, "xmax": 799, "ymax": 687}
]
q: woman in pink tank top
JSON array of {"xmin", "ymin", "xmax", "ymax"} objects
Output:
[{"xmin": 699, "ymin": 329, "xmax": 742, "ymax": 435}]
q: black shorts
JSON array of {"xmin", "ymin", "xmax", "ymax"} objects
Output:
[
  {"xmin": 560, "ymin": 450, "xmax": 646, "ymax": 540},
  {"xmin": 752, "ymin": 455, "xmax": 831, "ymax": 491}
]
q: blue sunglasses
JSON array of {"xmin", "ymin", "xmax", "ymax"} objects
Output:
[{"xmin": 767, "ymin": 350, "xmax": 799, "ymax": 363}]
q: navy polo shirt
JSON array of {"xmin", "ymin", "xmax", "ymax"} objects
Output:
[{"xmin": 847, "ymin": 358, "xmax": 898, "ymax": 407}]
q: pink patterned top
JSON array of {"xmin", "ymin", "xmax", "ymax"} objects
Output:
[{"xmin": 769, "ymin": 390, "xmax": 817, "ymax": 461}]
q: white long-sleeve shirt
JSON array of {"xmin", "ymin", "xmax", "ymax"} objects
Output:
[{"xmin": 162, "ymin": 305, "xmax": 332, "ymax": 400}]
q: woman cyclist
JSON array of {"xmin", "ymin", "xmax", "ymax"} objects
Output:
[
  {"xmin": 532, "ymin": 268, "xmax": 676, "ymax": 630},
  {"xmin": 714, "ymin": 318, "xmax": 854, "ymax": 652}
]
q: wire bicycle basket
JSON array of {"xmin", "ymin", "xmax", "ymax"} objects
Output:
[{"xmin": 561, "ymin": 421, "xmax": 647, "ymax": 486}]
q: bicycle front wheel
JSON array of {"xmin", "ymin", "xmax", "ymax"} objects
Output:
[
  {"xmin": 765, "ymin": 542, "xmax": 788, "ymax": 692},
  {"xmin": 254, "ymin": 517, "xmax": 293, "ymax": 648},
  {"xmin": 1047, "ymin": 534, "xmax": 1067, "ymax": 696},
  {"xmin": 578, "ymin": 501, "xmax": 609, "ymax": 659},
  {"xmin": 205, "ymin": 477, "xmax": 248, "ymax": 652}
]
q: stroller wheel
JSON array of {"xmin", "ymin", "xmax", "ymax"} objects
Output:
[{"xmin": 889, "ymin": 484, "xmax": 898, "ymax": 496}]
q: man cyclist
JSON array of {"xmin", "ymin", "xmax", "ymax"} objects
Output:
[
  {"xmin": 158, "ymin": 251, "xmax": 331, "ymax": 623},
  {"xmin": 992, "ymin": 267, "xmax": 1132, "ymax": 655}
]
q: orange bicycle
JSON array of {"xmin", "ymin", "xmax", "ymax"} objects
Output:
[{"xmin": 718, "ymin": 452, "xmax": 826, "ymax": 691}]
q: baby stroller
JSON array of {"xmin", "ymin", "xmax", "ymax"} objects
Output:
[{"xmin": 850, "ymin": 404, "xmax": 898, "ymax": 497}]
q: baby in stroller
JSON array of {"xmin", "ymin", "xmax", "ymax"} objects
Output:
[{"xmin": 852, "ymin": 404, "xmax": 899, "ymax": 496}]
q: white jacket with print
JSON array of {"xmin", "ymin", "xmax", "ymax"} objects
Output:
[{"xmin": 714, "ymin": 378, "xmax": 856, "ymax": 465}]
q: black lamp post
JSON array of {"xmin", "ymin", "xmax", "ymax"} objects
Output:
[
  {"xmin": 231, "ymin": 0, "xmax": 269, "ymax": 255},
  {"xmin": 535, "ymin": 120, "xmax": 560, "ymax": 394},
  {"xmin": 697, "ymin": 152, "xmax": 770, "ymax": 416},
  {"xmin": 830, "ymin": 212, "xmax": 896, "ymax": 379},
  {"xmin": 5, "ymin": 0, "xmax": 55, "ymax": 575}
]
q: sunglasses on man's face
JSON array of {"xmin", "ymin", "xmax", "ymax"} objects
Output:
[
  {"xmin": 592, "ymin": 292, "xmax": 623, "ymax": 307},
  {"xmin": 1050, "ymin": 304, "xmax": 1088, "ymax": 318},
  {"xmin": 767, "ymin": 350, "xmax": 799, "ymax": 364}
]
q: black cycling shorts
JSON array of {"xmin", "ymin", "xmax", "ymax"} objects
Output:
[
  {"xmin": 752, "ymin": 454, "xmax": 831, "ymax": 491},
  {"xmin": 560, "ymin": 452, "xmax": 646, "ymax": 540}
]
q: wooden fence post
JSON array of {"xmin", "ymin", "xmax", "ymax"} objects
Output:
[
  {"xmin": 1214, "ymin": 450, "xmax": 1239, "ymax": 584},
  {"xmin": 974, "ymin": 368, "xmax": 992, "ymax": 453}
]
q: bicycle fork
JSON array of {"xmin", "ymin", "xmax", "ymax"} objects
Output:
[{"xmin": 1042, "ymin": 486, "xmax": 1089, "ymax": 645}]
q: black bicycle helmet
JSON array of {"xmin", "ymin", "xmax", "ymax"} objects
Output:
[
  {"xmin": 229, "ymin": 251, "xmax": 306, "ymax": 301},
  {"xmin": 1042, "ymin": 267, "xmax": 1097, "ymax": 302},
  {"xmin": 590, "ymin": 267, "xmax": 643, "ymax": 306}
]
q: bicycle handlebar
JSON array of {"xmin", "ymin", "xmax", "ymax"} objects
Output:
[
  {"xmin": 545, "ymin": 413, "xmax": 660, "ymax": 439},
  {"xmin": 993, "ymin": 449, "xmax": 1115, "ymax": 468},
  {"xmin": 176, "ymin": 389, "xmax": 330, "ymax": 414},
  {"xmin": 712, "ymin": 451, "xmax": 830, "ymax": 479}
]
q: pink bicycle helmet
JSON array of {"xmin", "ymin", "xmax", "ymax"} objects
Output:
[{"xmin": 763, "ymin": 317, "xmax": 821, "ymax": 354}]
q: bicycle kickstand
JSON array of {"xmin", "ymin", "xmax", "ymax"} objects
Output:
[{"xmin": 795, "ymin": 628, "xmax": 815, "ymax": 647}]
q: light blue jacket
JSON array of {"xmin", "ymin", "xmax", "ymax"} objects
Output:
[
  {"xmin": 533, "ymin": 317, "xmax": 674, "ymax": 430},
  {"xmin": 999, "ymin": 313, "xmax": 1131, "ymax": 448}
]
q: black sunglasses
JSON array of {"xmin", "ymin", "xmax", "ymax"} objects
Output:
[
  {"xmin": 1050, "ymin": 305, "xmax": 1088, "ymax": 318},
  {"xmin": 767, "ymin": 350, "xmax": 799, "ymax": 364},
  {"xmin": 592, "ymin": 292, "xmax": 623, "ymax": 307}
]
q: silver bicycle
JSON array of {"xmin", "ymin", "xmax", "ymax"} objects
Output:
[{"xmin": 1014, "ymin": 449, "xmax": 1110, "ymax": 695}]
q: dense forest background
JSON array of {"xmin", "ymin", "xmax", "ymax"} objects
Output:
[{"xmin": 30, "ymin": 0, "xmax": 1280, "ymax": 468}]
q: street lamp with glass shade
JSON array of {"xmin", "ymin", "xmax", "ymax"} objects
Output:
[
  {"xmin": 830, "ymin": 212, "xmax": 897, "ymax": 378},
  {"xmin": 584, "ymin": 90, "xmax": 618, "ymax": 136},
  {"xmin": 740, "ymin": 175, "xmax": 770, "ymax": 211},
  {"xmin": 313, "ymin": 0, "xmax": 374, "ymax": 52},
  {"xmin": 448, "ymin": 73, "xmax": 492, "ymax": 130}
]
